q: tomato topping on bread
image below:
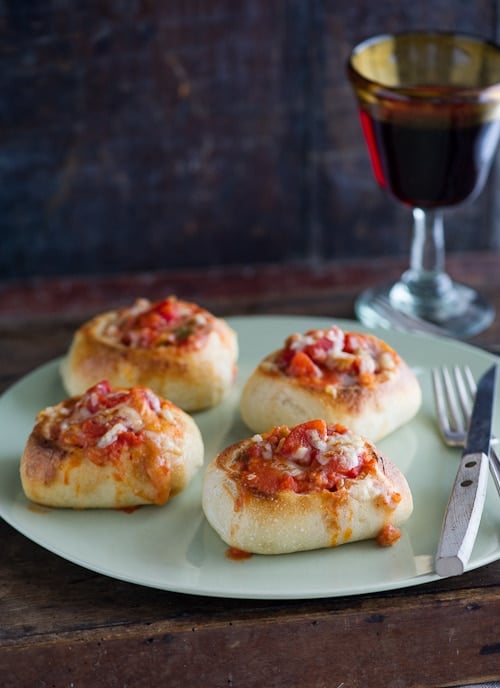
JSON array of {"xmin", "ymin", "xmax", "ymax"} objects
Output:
[
  {"xmin": 202, "ymin": 420, "xmax": 413, "ymax": 555},
  {"xmin": 275, "ymin": 327, "xmax": 398, "ymax": 389},
  {"xmin": 20, "ymin": 381, "xmax": 204, "ymax": 509},
  {"xmin": 242, "ymin": 419, "xmax": 372, "ymax": 495},
  {"xmin": 109, "ymin": 296, "xmax": 212, "ymax": 349},
  {"xmin": 240, "ymin": 325, "xmax": 421, "ymax": 441},
  {"xmin": 60, "ymin": 296, "xmax": 238, "ymax": 412}
]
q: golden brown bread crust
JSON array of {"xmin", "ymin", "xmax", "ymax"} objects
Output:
[
  {"xmin": 20, "ymin": 383, "xmax": 204, "ymax": 509},
  {"xmin": 240, "ymin": 328, "xmax": 421, "ymax": 441},
  {"xmin": 60, "ymin": 297, "xmax": 238, "ymax": 412},
  {"xmin": 202, "ymin": 422, "xmax": 413, "ymax": 555}
]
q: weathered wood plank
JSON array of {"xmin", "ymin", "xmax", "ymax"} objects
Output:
[{"xmin": 1, "ymin": 1, "xmax": 500, "ymax": 279}]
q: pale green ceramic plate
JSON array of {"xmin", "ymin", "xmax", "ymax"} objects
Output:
[{"xmin": 0, "ymin": 316, "xmax": 499, "ymax": 599}]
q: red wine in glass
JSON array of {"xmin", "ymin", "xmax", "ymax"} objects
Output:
[
  {"xmin": 348, "ymin": 32, "xmax": 500, "ymax": 337},
  {"xmin": 360, "ymin": 107, "xmax": 500, "ymax": 209}
]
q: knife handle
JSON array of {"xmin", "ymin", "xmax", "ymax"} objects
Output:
[{"xmin": 435, "ymin": 451, "xmax": 489, "ymax": 577}]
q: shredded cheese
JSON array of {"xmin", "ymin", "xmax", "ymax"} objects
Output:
[{"xmin": 97, "ymin": 422, "xmax": 129, "ymax": 448}]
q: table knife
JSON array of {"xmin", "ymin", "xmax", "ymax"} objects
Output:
[{"xmin": 435, "ymin": 364, "xmax": 498, "ymax": 577}]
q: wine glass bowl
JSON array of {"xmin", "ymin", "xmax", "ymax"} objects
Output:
[{"xmin": 347, "ymin": 32, "xmax": 500, "ymax": 337}]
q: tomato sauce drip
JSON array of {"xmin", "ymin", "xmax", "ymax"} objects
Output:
[
  {"xmin": 376, "ymin": 523, "xmax": 402, "ymax": 547},
  {"xmin": 226, "ymin": 547, "xmax": 253, "ymax": 561},
  {"xmin": 120, "ymin": 505, "xmax": 142, "ymax": 514}
]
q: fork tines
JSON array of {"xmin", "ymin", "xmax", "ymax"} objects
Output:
[
  {"xmin": 432, "ymin": 365, "xmax": 475, "ymax": 446},
  {"xmin": 433, "ymin": 364, "xmax": 500, "ymax": 497}
]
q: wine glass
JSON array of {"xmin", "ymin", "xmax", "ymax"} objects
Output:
[{"xmin": 347, "ymin": 32, "xmax": 500, "ymax": 337}]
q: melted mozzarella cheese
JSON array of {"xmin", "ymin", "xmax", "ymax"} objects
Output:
[
  {"xmin": 323, "ymin": 432, "xmax": 365, "ymax": 470},
  {"xmin": 45, "ymin": 385, "xmax": 176, "ymax": 452},
  {"xmin": 97, "ymin": 422, "xmax": 130, "ymax": 448},
  {"xmin": 380, "ymin": 351, "xmax": 396, "ymax": 370},
  {"xmin": 117, "ymin": 405, "xmax": 144, "ymax": 431},
  {"xmin": 250, "ymin": 426, "xmax": 365, "ymax": 473},
  {"xmin": 283, "ymin": 327, "xmax": 398, "ymax": 384}
]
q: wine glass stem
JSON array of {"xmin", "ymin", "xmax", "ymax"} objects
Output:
[
  {"xmin": 410, "ymin": 207, "xmax": 444, "ymax": 274},
  {"xmin": 401, "ymin": 207, "xmax": 453, "ymax": 305}
]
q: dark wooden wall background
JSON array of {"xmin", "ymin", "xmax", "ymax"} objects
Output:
[{"xmin": 1, "ymin": 0, "xmax": 499, "ymax": 281}]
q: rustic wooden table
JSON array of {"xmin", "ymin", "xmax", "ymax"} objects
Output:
[{"xmin": 1, "ymin": 253, "xmax": 499, "ymax": 688}]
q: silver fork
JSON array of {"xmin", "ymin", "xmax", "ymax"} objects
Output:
[{"xmin": 432, "ymin": 365, "xmax": 500, "ymax": 496}]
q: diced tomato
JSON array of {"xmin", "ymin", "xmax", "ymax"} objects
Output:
[
  {"xmin": 244, "ymin": 458, "xmax": 297, "ymax": 495},
  {"xmin": 82, "ymin": 381, "xmax": 135, "ymax": 414},
  {"xmin": 152, "ymin": 298, "xmax": 182, "ymax": 323},
  {"xmin": 240, "ymin": 420, "xmax": 374, "ymax": 496},
  {"xmin": 287, "ymin": 351, "xmax": 322, "ymax": 379},
  {"xmin": 80, "ymin": 417, "xmax": 108, "ymax": 442},
  {"xmin": 116, "ymin": 430, "xmax": 143, "ymax": 448},
  {"xmin": 89, "ymin": 430, "xmax": 144, "ymax": 465},
  {"xmin": 118, "ymin": 297, "xmax": 209, "ymax": 350},
  {"xmin": 83, "ymin": 381, "xmax": 112, "ymax": 412},
  {"xmin": 343, "ymin": 332, "xmax": 361, "ymax": 354},
  {"xmin": 303, "ymin": 336, "xmax": 333, "ymax": 364},
  {"xmin": 275, "ymin": 347, "xmax": 294, "ymax": 369},
  {"xmin": 125, "ymin": 298, "xmax": 181, "ymax": 329},
  {"xmin": 280, "ymin": 419, "xmax": 327, "ymax": 461},
  {"xmin": 138, "ymin": 311, "xmax": 165, "ymax": 330},
  {"xmin": 343, "ymin": 464, "xmax": 363, "ymax": 479},
  {"xmin": 120, "ymin": 298, "xmax": 181, "ymax": 344},
  {"xmin": 328, "ymin": 422, "xmax": 349, "ymax": 435},
  {"xmin": 87, "ymin": 380, "xmax": 112, "ymax": 397}
]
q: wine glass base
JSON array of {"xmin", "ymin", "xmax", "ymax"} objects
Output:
[{"xmin": 355, "ymin": 282, "xmax": 495, "ymax": 338}]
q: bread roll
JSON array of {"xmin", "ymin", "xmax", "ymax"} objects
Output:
[
  {"xmin": 20, "ymin": 380, "xmax": 204, "ymax": 509},
  {"xmin": 202, "ymin": 419, "xmax": 413, "ymax": 555},
  {"xmin": 61, "ymin": 296, "xmax": 238, "ymax": 412},
  {"xmin": 240, "ymin": 325, "xmax": 421, "ymax": 441}
]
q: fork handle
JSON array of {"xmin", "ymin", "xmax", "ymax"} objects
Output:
[{"xmin": 435, "ymin": 451, "xmax": 489, "ymax": 577}]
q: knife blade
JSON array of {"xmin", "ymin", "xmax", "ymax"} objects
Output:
[{"xmin": 435, "ymin": 364, "xmax": 498, "ymax": 577}]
